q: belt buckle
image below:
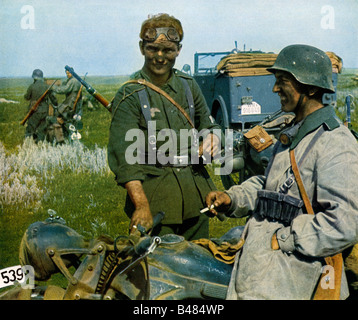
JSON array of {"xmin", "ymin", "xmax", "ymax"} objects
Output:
[{"xmin": 173, "ymin": 155, "xmax": 189, "ymax": 167}]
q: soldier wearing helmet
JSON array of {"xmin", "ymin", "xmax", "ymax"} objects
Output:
[
  {"xmin": 268, "ymin": 44, "xmax": 335, "ymax": 122},
  {"xmin": 206, "ymin": 44, "xmax": 358, "ymax": 299},
  {"xmin": 24, "ymin": 69, "xmax": 58, "ymax": 142},
  {"xmin": 108, "ymin": 14, "xmax": 221, "ymax": 240},
  {"xmin": 52, "ymin": 69, "xmax": 83, "ymax": 120}
]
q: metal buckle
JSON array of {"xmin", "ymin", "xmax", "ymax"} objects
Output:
[
  {"xmin": 172, "ymin": 155, "xmax": 189, "ymax": 166},
  {"xmin": 279, "ymin": 175, "xmax": 295, "ymax": 193}
]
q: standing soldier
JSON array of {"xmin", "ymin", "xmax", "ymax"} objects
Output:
[
  {"xmin": 24, "ymin": 69, "xmax": 58, "ymax": 142},
  {"xmin": 206, "ymin": 44, "xmax": 358, "ymax": 300},
  {"xmin": 108, "ymin": 14, "xmax": 221, "ymax": 240},
  {"xmin": 51, "ymin": 69, "xmax": 83, "ymax": 140},
  {"xmin": 53, "ymin": 69, "xmax": 83, "ymax": 119}
]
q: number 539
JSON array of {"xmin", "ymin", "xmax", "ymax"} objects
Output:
[{"xmin": 0, "ymin": 265, "xmax": 34, "ymax": 289}]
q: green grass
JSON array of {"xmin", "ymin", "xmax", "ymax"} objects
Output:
[{"xmin": 0, "ymin": 70, "xmax": 357, "ymax": 290}]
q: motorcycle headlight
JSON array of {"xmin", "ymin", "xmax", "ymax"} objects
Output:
[{"xmin": 19, "ymin": 220, "xmax": 87, "ymax": 281}]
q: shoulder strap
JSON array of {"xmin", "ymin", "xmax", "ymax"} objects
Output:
[
  {"xmin": 127, "ymin": 79, "xmax": 195, "ymax": 128},
  {"xmin": 137, "ymin": 89, "xmax": 152, "ymax": 125},
  {"xmin": 137, "ymin": 89, "xmax": 156, "ymax": 154},
  {"xmin": 179, "ymin": 77, "xmax": 195, "ymax": 124},
  {"xmin": 264, "ymin": 141, "xmax": 281, "ymax": 177}
]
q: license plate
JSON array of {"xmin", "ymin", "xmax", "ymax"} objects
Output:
[
  {"xmin": 240, "ymin": 101, "xmax": 261, "ymax": 115},
  {"xmin": 0, "ymin": 265, "xmax": 34, "ymax": 289}
]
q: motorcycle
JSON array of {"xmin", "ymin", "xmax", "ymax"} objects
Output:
[{"xmin": 0, "ymin": 212, "xmax": 244, "ymax": 300}]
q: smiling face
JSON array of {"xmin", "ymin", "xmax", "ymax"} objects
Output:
[
  {"xmin": 140, "ymin": 36, "xmax": 181, "ymax": 85},
  {"xmin": 272, "ymin": 71, "xmax": 302, "ymax": 114}
]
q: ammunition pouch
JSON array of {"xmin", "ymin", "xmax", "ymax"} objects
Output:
[
  {"xmin": 244, "ymin": 125, "xmax": 273, "ymax": 152},
  {"xmin": 254, "ymin": 190, "xmax": 304, "ymax": 226}
]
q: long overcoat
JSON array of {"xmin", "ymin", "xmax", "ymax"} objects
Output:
[{"xmin": 226, "ymin": 106, "xmax": 358, "ymax": 300}]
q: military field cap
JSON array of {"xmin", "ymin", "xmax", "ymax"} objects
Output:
[
  {"xmin": 32, "ymin": 69, "xmax": 43, "ymax": 79},
  {"xmin": 267, "ymin": 44, "xmax": 335, "ymax": 93},
  {"xmin": 140, "ymin": 13, "xmax": 184, "ymax": 43}
]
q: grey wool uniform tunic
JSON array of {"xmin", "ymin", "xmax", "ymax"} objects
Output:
[
  {"xmin": 226, "ymin": 106, "xmax": 358, "ymax": 300},
  {"xmin": 52, "ymin": 76, "xmax": 82, "ymax": 116}
]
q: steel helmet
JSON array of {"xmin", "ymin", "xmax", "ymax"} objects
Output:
[
  {"xmin": 267, "ymin": 44, "xmax": 335, "ymax": 93},
  {"xmin": 19, "ymin": 219, "xmax": 87, "ymax": 281},
  {"xmin": 32, "ymin": 69, "xmax": 43, "ymax": 79}
]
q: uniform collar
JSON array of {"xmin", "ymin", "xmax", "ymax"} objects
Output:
[
  {"xmin": 139, "ymin": 68, "xmax": 179, "ymax": 93},
  {"xmin": 290, "ymin": 106, "xmax": 340, "ymax": 149}
]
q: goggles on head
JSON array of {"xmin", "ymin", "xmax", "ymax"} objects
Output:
[{"xmin": 143, "ymin": 27, "xmax": 180, "ymax": 42}]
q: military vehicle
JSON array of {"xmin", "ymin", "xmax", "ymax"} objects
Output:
[{"xmin": 185, "ymin": 44, "xmax": 341, "ymax": 188}]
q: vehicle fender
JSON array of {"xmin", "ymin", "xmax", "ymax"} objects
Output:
[{"xmin": 211, "ymin": 95, "xmax": 230, "ymax": 130}]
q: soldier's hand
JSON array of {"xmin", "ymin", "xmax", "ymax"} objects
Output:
[
  {"xmin": 125, "ymin": 180, "xmax": 153, "ymax": 235},
  {"xmin": 202, "ymin": 133, "xmax": 220, "ymax": 158},
  {"xmin": 205, "ymin": 191, "xmax": 232, "ymax": 216},
  {"xmin": 130, "ymin": 207, "xmax": 153, "ymax": 235}
]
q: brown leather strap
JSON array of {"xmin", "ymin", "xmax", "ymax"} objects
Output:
[
  {"xmin": 73, "ymin": 84, "xmax": 83, "ymax": 112},
  {"xmin": 125, "ymin": 79, "xmax": 195, "ymax": 128},
  {"xmin": 289, "ymin": 148, "xmax": 342, "ymax": 300},
  {"xmin": 314, "ymin": 254, "xmax": 343, "ymax": 300}
]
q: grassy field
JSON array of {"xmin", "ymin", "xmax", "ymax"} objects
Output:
[{"xmin": 0, "ymin": 69, "xmax": 357, "ymax": 290}]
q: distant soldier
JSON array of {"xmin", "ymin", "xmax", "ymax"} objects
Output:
[
  {"xmin": 52, "ymin": 69, "xmax": 83, "ymax": 121},
  {"xmin": 47, "ymin": 69, "xmax": 83, "ymax": 141},
  {"xmin": 24, "ymin": 69, "xmax": 58, "ymax": 142}
]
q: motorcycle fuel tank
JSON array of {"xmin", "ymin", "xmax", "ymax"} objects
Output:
[{"xmin": 146, "ymin": 234, "xmax": 233, "ymax": 300}]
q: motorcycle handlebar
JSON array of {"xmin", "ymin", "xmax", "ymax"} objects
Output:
[
  {"xmin": 136, "ymin": 211, "xmax": 165, "ymax": 236},
  {"xmin": 152, "ymin": 211, "xmax": 165, "ymax": 227}
]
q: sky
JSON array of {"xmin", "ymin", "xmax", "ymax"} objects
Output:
[{"xmin": 0, "ymin": 0, "xmax": 357, "ymax": 78}]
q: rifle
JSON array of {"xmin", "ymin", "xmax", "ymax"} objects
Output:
[
  {"xmin": 65, "ymin": 66, "xmax": 112, "ymax": 113},
  {"xmin": 73, "ymin": 72, "xmax": 87, "ymax": 112},
  {"xmin": 21, "ymin": 79, "xmax": 58, "ymax": 126}
]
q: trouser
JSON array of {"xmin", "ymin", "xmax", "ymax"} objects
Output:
[
  {"xmin": 152, "ymin": 213, "xmax": 209, "ymax": 241},
  {"xmin": 26, "ymin": 111, "xmax": 48, "ymax": 142}
]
